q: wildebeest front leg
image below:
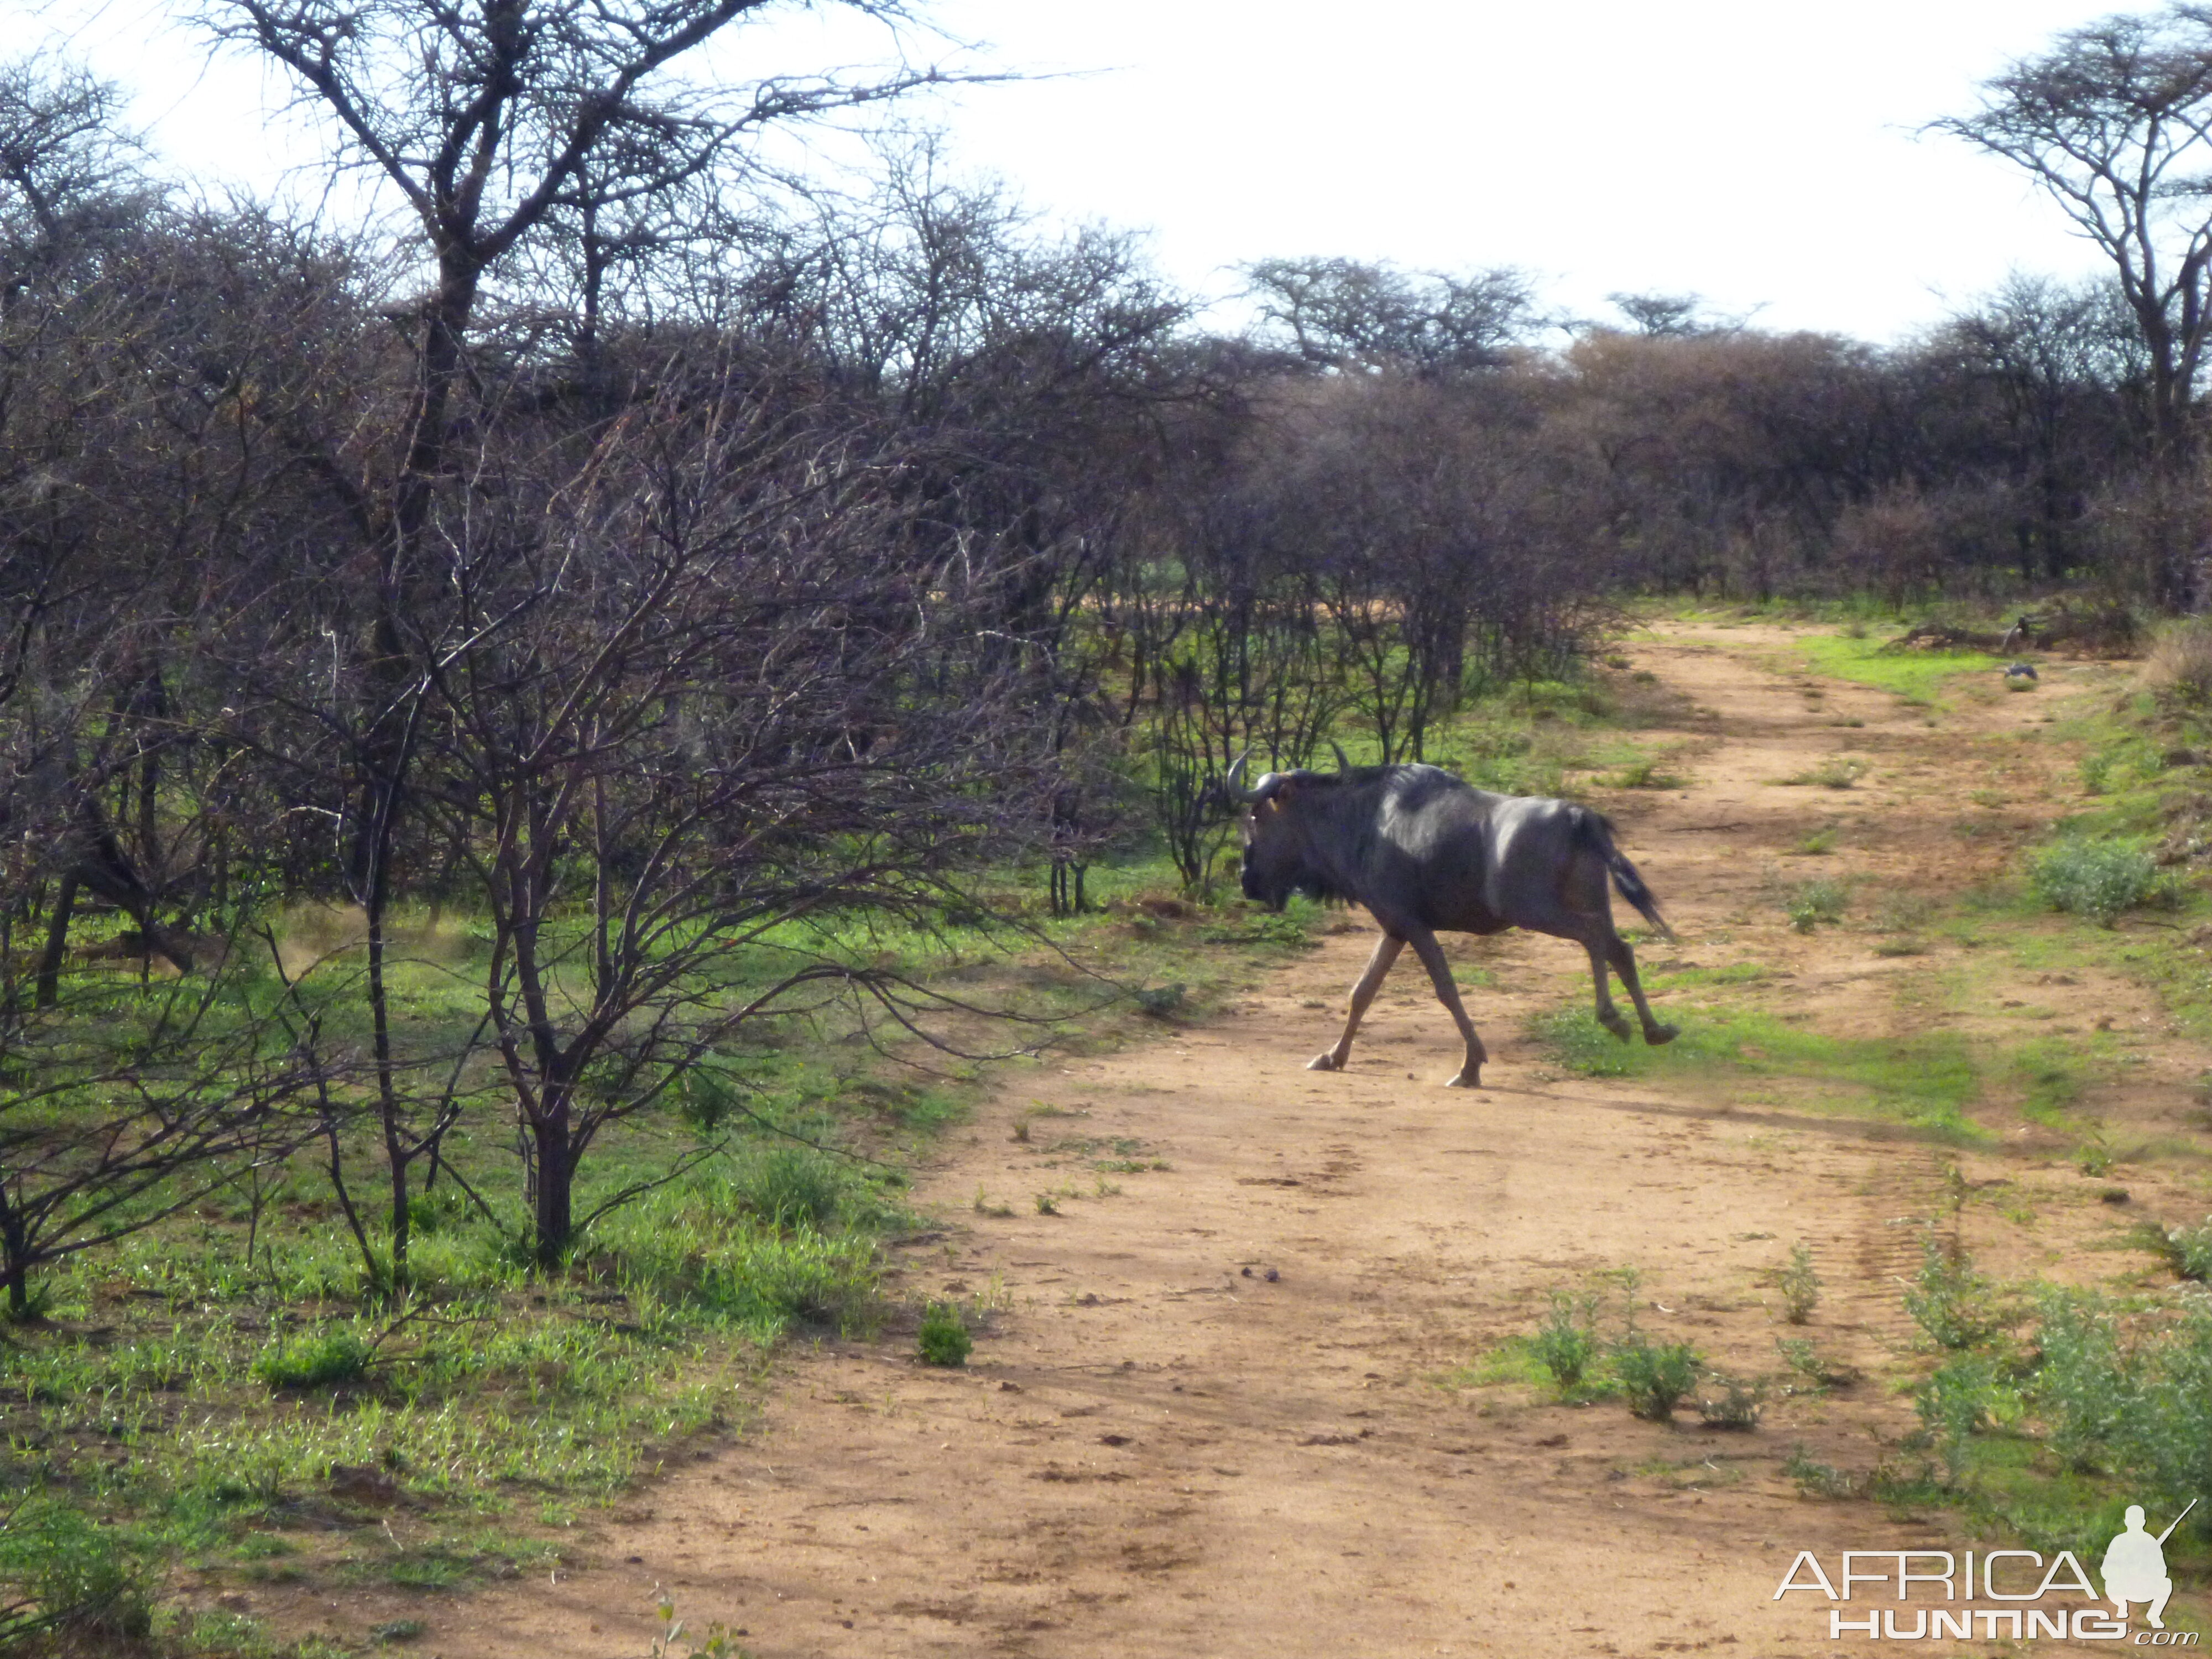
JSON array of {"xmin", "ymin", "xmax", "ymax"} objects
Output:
[
  {"xmin": 1405, "ymin": 930, "xmax": 1488, "ymax": 1087},
  {"xmin": 1311, "ymin": 933, "xmax": 1404, "ymax": 1072}
]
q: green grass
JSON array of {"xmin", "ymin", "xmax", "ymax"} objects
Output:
[
  {"xmin": 1784, "ymin": 631, "xmax": 2003, "ymax": 704},
  {"xmin": 1531, "ymin": 1003, "xmax": 1984, "ymax": 1136}
]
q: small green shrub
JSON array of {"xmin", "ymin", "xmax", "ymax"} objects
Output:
[
  {"xmin": 1783, "ymin": 1444, "xmax": 1861, "ymax": 1498},
  {"xmin": 1916, "ymin": 1354, "xmax": 2017, "ymax": 1481},
  {"xmin": 1696, "ymin": 1373, "xmax": 1764, "ymax": 1430},
  {"xmin": 252, "ymin": 1327, "xmax": 371, "ymax": 1390},
  {"xmin": 1775, "ymin": 1336, "xmax": 1859, "ymax": 1392},
  {"xmin": 1902, "ymin": 1238, "xmax": 1995, "ymax": 1350},
  {"xmin": 1607, "ymin": 757, "xmax": 1686, "ymax": 790},
  {"xmin": 1782, "ymin": 757, "xmax": 1867, "ymax": 789},
  {"xmin": 1530, "ymin": 1291, "xmax": 1601, "ymax": 1390},
  {"xmin": 1133, "ymin": 980, "xmax": 1191, "ymax": 1015},
  {"xmin": 1785, "ymin": 880, "xmax": 1848, "ymax": 932},
  {"xmin": 2079, "ymin": 751, "xmax": 2115, "ymax": 795},
  {"xmin": 1611, "ymin": 1333, "xmax": 1702, "ymax": 1421},
  {"xmin": 917, "ymin": 1303, "xmax": 972, "ymax": 1367},
  {"xmin": 2143, "ymin": 1215, "xmax": 2212, "ymax": 1282},
  {"xmin": 1778, "ymin": 1243, "xmax": 1820, "ymax": 1324},
  {"xmin": 2028, "ymin": 837, "xmax": 2173, "ymax": 926}
]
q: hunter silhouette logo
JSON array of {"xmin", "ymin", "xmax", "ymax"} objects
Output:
[
  {"xmin": 2103, "ymin": 1500, "xmax": 2195, "ymax": 1631},
  {"xmin": 1773, "ymin": 1496, "xmax": 2200, "ymax": 1642}
]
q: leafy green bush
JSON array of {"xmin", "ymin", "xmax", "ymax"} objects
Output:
[
  {"xmin": 0, "ymin": 1498, "xmax": 158, "ymax": 1642},
  {"xmin": 1778, "ymin": 1242, "xmax": 1820, "ymax": 1324},
  {"xmin": 1530, "ymin": 1291, "xmax": 1601, "ymax": 1390},
  {"xmin": 2031, "ymin": 1291, "xmax": 2132, "ymax": 1473},
  {"xmin": 1611, "ymin": 1333, "xmax": 1702, "ymax": 1421},
  {"xmin": 2031, "ymin": 1290, "xmax": 2212, "ymax": 1515},
  {"xmin": 1916, "ymin": 1354, "xmax": 2018, "ymax": 1482},
  {"xmin": 252, "ymin": 1326, "xmax": 372, "ymax": 1390},
  {"xmin": 1903, "ymin": 1238, "xmax": 1996, "ymax": 1350},
  {"xmin": 917, "ymin": 1303, "xmax": 972, "ymax": 1366},
  {"xmin": 2027, "ymin": 837, "xmax": 2172, "ymax": 926}
]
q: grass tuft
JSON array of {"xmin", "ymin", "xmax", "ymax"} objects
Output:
[{"xmin": 1784, "ymin": 879, "xmax": 1849, "ymax": 932}]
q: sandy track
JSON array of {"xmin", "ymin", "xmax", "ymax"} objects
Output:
[{"xmin": 318, "ymin": 622, "xmax": 2207, "ymax": 1658}]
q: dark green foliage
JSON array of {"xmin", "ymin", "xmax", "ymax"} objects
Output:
[
  {"xmin": 1611, "ymin": 1333, "xmax": 1703, "ymax": 1421},
  {"xmin": 0, "ymin": 1498, "xmax": 159, "ymax": 1642},
  {"xmin": 251, "ymin": 1327, "xmax": 371, "ymax": 1390},
  {"xmin": 917, "ymin": 1303, "xmax": 973, "ymax": 1367}
]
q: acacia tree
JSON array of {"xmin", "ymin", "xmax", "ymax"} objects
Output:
[
  {"xmin": 192, "ymin": 0, "xmax": 976, "ymax": 1269},
  {"xmin": 400, "ymin": 342, "xmax": 1049, "ymax": 1262},
  {"xmin": 1934, "ymin": 6, "xmax": 2212, "ymax": 468},
  {"xmin": 1243, "ymin": 257, "xmax": 1536, "ymax": 377}
]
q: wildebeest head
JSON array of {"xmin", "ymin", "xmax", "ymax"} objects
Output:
[{"xmin": 1225, "ymin": 752, "xmax": 1345, "ymax": 910}]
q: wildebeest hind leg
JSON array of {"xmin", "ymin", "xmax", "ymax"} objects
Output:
[
  {"xmin": 1583, "ymin": 940, "xmax": 1632, "ymax": 1041},
  {"xmin": 1607, "ymin": 936, "xmax": 1677, "ymax": 1045},
  {"xmin": 1405, "ymin": 931, "xmax": 1488, "ymax": 1087},
  {"xmin": 1311, "ymin": 933, "xmax": 1404, "ymax": 1072}
]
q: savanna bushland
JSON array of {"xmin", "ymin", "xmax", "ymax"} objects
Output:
[{"xmin": 12, "ymin": 1, "xmax": 2212, "ymax": 1652}]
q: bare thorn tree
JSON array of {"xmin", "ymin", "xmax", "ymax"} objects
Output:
[{"xmin": 1933, "ymin": 6, "xmax": 2212, "ymax": 468}]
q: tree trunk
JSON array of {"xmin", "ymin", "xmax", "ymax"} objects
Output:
[
  {"xmin": 531, "ymin": 1114, "xmax": 575, "ymax": 1269},
  {"xmin": 35, "ymin": 869, "xmax": 77, "ymax": 1009}
]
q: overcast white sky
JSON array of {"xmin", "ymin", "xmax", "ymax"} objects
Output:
[{"xmin": 11, "ymin": 0, "xmax": 2148, "ymax": 343}]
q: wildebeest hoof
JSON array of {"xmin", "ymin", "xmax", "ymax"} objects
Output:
[
  {"xmin": 1307, "ymin": 1052, "xmax": 1343, "ymax": 1072},
  {"xmin": 1645, "ymin": 1022, "xmax": 1679, "ymax": 1046},
  {"xmin": 1600, "ymin": 1013, "xmax": 1631, "ymax": 1042},
  {"xmin": 1447, "ymin": 1067, "xmax": 1481, "ymax": 1088}
]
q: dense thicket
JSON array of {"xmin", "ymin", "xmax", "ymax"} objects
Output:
[{"xmin": 4, "ymin": 4, "xmax": 2211, "ymax": 1285}]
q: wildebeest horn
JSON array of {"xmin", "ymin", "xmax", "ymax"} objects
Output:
[
  {"xmin": 1224, "ymin": 748, "xmax": 1264, "ymax": 803},
  {"xmin": 1331, "ymin": 741, "xmax": 1353, "ymax": 774}
]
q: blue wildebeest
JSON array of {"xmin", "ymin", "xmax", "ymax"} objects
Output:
[{"xmin": 1226, "ymin": 750, "xmax": 1678, "ymax": 1088}]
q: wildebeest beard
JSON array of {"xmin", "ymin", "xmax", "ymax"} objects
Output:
[{"xmin": 1240, "ymin": 851, "xmax": 1352, "ymax": 910}]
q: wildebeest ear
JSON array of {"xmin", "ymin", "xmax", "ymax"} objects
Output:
[{"xmin": 1270, "ymin": 779, "xmax": 1298, "ymax": 806}]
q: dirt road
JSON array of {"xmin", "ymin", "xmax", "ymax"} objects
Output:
[{"xmin": 369, "ymin": 621, "xmax": 2209, "ymax": 1657}]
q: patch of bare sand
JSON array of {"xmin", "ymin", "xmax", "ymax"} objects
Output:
[{"xmin": 262, "ymin": 619, "xmax": 2208, "ymax": 1658}]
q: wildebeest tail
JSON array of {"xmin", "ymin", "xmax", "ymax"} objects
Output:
[{"xmin": 1573, "ymin": 807, "xmax": 1677, "ymax": 942}]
